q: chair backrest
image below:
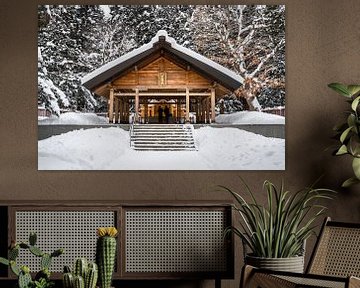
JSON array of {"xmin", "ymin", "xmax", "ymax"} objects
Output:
[{"xmin": 307, "ymin": 217, "xmax": 360, "ymax": 277}]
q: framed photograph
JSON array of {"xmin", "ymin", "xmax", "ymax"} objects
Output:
[{"xmin": 38, "ymin": 5, "xmax": 285, "ymax": 170}]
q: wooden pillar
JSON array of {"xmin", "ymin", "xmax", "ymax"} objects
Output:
[
  {"xmin": 201, "ymin": 98, "xmax": 204, "ymax": 123},
  {"xmin": 135, "ymin": 89, "xmax": 139, "ymax": 123},
  {"xmin": 119, "ymin": 98, "xmax": 124, "ymax": 123},
  {"xmin": 205, "ymin": 97, "xmax": 210, "ymax": 123},
  {"xmin": 196, "ymin": 98, "xmax": 200, "ymax": 124},
  {"xmin": 109, "ymin": 88, "xmax": 114, "ymax": 123},
  {"xmin": 144, "ymin": 101, "xmax": 148, "ymax": 123},
  {"xmin": 185, "ymin": 87, "xmax": 190, "ymax": 123},
  {"xmin": 211, "ymin": 88, "xmax": 216, "ymax": 123},
  {"xmin": 177, "ymin": 99, "xmax": 181, "ymax": 123},
  {"xmin": 114, "ymin": 98, "xmax": 120, "ymax": 123},
  {"xmin": 125, "ymin": 99, "xmax": 129, "ymax": 123}
]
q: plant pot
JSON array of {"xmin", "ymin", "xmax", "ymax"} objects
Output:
[{"xmin": 245, "ymin": 254, "xmax": 304, "ymax": 273}]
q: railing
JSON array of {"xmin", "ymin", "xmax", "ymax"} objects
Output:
[
  {"xmin": 129, "ymin": 122, "xmax": 135, "ymax": 148},
  {"xmin": 262, "ymin": 106, "xmax": 285, "ymax": 116}
]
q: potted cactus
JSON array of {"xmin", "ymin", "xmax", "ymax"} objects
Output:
[
  {"xmin": 0, "ymin": 232, "xmax": 63, "ymax": 288},
  {"xmin": 62, "ymin": 258, "xmax": 98, "ymax": 288},
  {"xmin": 96, "ymin": 227, "xmax": 118, "ymax": 288}
]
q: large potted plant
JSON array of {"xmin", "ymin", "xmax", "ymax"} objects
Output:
[
  {"xmin": 222, "ymin": 179, "xmax": 334, "ymax": 273},
  {"xmin": 328, "ymin": 83, "xmax": 360, "ymax": 187}
]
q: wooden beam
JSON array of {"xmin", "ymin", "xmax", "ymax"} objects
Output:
[
  {"xmin": 109, "ymin": 88, "xmax": 114, "ymax": 123},
  {"xmin": 114, "ymin": 92, "xmax": 211, "ymax": 97},
  {"xmin": 112, "ymin": 85, "xmax": 212, "ymax": 90},
  {"xmin": 185, "ymin": 87, "xmax": 190, "ymax": 123},
  {"xmin": 211, "ymin": 88, "xmax": 216, "ymax": 123}
]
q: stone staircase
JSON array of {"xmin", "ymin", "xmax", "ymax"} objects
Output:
[{"xmin": 130, "ymin": 124, "xmax": 197, "ymax": 151}]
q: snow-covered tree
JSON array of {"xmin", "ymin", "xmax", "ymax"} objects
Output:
[
  {"xmin": 38, "ymin": 5, "xmax": 106, "ymax": 114},
  {"xmin": 188, "ymin": 5, "xmax": 285, "ymax": 110},
  {"xmin": 109, "ymin": 5, "xmax": 193, "ymax": 47},
  {"xmin": 38, "ymin": 5, "xmax": 285, "ymax": 116},
  {"xmin": 38, "ymin": 47, "xmax": 69, "ymax": 116}
]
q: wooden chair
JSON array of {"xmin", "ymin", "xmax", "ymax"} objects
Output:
[{"xmin": 241, "ymin": 217, "xmax": 360, "ymax": 288}]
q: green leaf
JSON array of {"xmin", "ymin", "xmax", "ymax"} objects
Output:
[
  {"xmin": 347, "ymin": 114, "xmax": 356, "ymax": 127},
  {"xmin": 336, "ymin": 144, "xmax": 348, "ymax": 155},
  {"xmin": 342, "ymin": 177, "xmax": 360, "ymax": 187},
  {"xmin": 347, "ymin": 85, "xmax": 360, "ymax": 97},
  {"xmin": 340, "ymin": 126, "xmax": 353, "ymax": 143},
  {"xmin": 0, "ymin": 257, "xmax": 9, "ymax": 266},
  {"xmin": 352, "ymin": 157, "xmax": 360, "ymax": 179},
  {"xmin": 348, "ymin": 135, "xmax": 360, "ymax": 157},
  {"xmin": 351, "ymin": 96, "xmax": 360, "ymax": 111},
  {"xmin": 10, "ymin": 261, "xmax": 20, "ymax": 276},
  {"xmin": 328, "ymin": 83, "xmax": 352, "ymax": 97}
]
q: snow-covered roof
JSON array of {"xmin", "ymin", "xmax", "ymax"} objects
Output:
[{"xmin": 81, "ymin": 30, "xmax": 244, "ymax": 92}]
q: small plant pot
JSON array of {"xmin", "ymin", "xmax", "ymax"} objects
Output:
[{"xmin": 245, "ymin": 254, "xmax": 304, "ymax": 273}]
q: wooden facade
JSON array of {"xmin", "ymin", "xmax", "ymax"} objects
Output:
[{"xmin": 82, "ymin": 30, "xmax": 243, "ymax": 124}]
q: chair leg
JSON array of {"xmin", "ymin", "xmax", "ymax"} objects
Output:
[
  {"xmin": 349, "ymin": 276, "xmax": 360, "ymax": 288},
  {"xmin": 240, "ymin": 265, "xmax": 255, "ymax": 288},
  {"xmin": 215, "ymin": 278, "xmax": 221, "ymax": 288}
]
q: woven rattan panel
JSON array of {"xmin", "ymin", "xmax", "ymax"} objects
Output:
[
  {"xmin": 125, "ymin": 210, "xmax": 227, "ymax": 273},
  {"xmin": 15, "ymin": 211, "xmax": 115, "ymax": 272},
  {"xmin": 277, "ymin": 275, "xmax": 345, "ymax": 288},
  {"xmin": 310, "ymin": 226, "xmax": 360, "ymax": 277}
]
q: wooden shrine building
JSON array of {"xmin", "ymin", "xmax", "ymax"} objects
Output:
[{"xmin": 82, "ymin": 30, "xmax": 243, "ymax": 124}]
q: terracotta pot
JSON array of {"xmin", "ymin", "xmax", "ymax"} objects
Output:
[{"xmin": 245, "ymin": 254, "xmax": 304, "ymax": 273}]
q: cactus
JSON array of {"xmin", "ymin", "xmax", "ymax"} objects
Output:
[
  {"xmin": 10, "ymin": 260, "xmax": 20, "ymax": 276},
  {"xmin": 41, "ymin": 253, "xmax": 52, "ymax": 270},
  {"xmin": 85, "ymin": 263, "xmax": 98, "ymax": 288},
  {"xmin": 0, "ymin": 257, "xmax": 9, "ymax": 266},
  {"xmin": 64, "ymin": 265, "xmax": 72, "ymax": 273},
  {"xmin": 51, "ymin": 248, "xmax": 64, "ymax": 258},
  {"xmin": 35, "ymin": 268, "xmax": 50, "ymax": 282},
  {"xmin": 18, "ymin": 270, "xmax": 32, "ymax": 288},
  {"xmin": 63, "ymin": 259, "xmax": 98, "ymax": 288},
  {"xmin": 63, "ymin": 272, "xmax": 74, "ymax": 288},
  {"xmin": 74, "ymin": 275, "xmax": 85, "ymax": 288},
  {"xmin": 29, "ymin": 245, "xmax": 44, "ymax": 257},
  {"xmin": 9, "ymin": 246, "xmax": 19, "ymax": 260},
  {"xmin": 96, "ymin": 227, "xmax": 118, "ymax": 288},
  {"xmin": 29, "ymin": 232, "xmax": 37, "ymax": 246},
  {"xmin": 74, "ymin": 258, "xmax": 88, "ymax": 279},
  {"xmin": 0, "ymin": 233, "xmax": 63, "ymax": 288}
]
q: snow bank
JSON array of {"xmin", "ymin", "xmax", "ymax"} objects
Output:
[
  {"xmin": 215, "ymin": 111, "xmax": 285, "ymax": 125},
  {"xmin": 194, "ymin": 127, "xmax": 284, "ymax": 170},
  {"xmin": 38, "ymin": 127, "xmax": 284, "ymax": 170},
  {"xmin": 38, "ymin": 112, "xmax": 108, "ymax": 125}
]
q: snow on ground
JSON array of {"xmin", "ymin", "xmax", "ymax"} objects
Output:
[
  {"xmin": 38, "ymin": 127, "xmax": 284, "ymax": 170},
  {"xmin": 215, "ymin": 111, "xmax": 285, "ymax": 125},
  {"xmin": 38, "ymin": 112, "xmax": 108, "ymax": 125}
]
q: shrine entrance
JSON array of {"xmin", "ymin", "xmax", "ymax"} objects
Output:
[{"xmin": 82, "ymin": 30, "xmax": 243, "ymax": 124}]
